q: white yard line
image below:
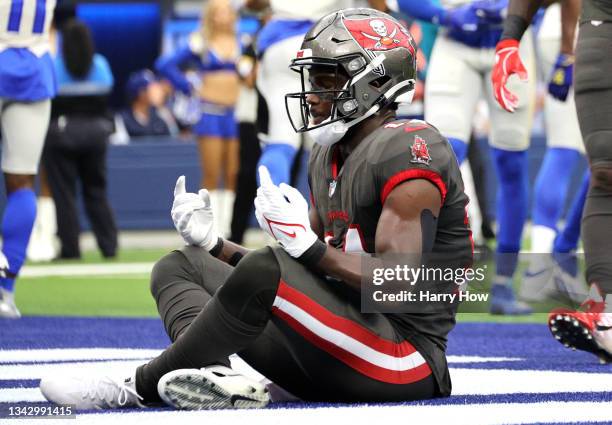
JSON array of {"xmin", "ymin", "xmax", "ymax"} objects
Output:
[
  {"xmin": 0, "ymin": 387, "xmax": 43, "ymax": 403},
  {"xmin": 0, "ymin": 360, "xmax": 145, "ymax": 381},
  {"xmin": 3, "ymin": 362, "xmax": 612, "ymax": 400},
  {"xmin": 20, "ymin": 263, "xmax": 154, "ymax": 278},
  {"xmin": 451, "ymin": 368, "xmax": 612, "ymax": 395},
  {"xmin": 0, "ymin": 349, "xmax": 520, "ymax": 366},
  {"xmin": 0, "ymin": 349, "xmax": 163, "ymax": 364}
]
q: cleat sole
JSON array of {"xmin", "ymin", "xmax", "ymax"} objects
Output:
[
  {"xmin": 549, "ymin": 313, "xmax": 612, "ymax": 363},
  {"xmin": 158, "ymin": 370, "xmax": 269, "ymax": 410}
]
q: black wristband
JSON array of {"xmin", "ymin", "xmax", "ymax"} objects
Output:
[
  {"xmin": 501, "ymin": 14, "xmax": 529, "ymax": 42},
  {"xmin": 297, "ymin": 239, "xmax": 327, "ymax": 268},
  {"xmin": 209, "ymin": 237, "xmax": 224, "ymax": 258},
  {"xmin": 229, "ymin": 252, "xmax": 244, "ymax": 267}
]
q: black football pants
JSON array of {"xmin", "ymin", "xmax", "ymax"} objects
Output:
[
  {"xmin": 135, "ymin": 246, "xmax": 437, "ymax": 404},
  {"xmin": 575, "ymin": 21, "xmax": 612, "ymax": 295},
  {"xmin": 42, "ymin": 116, "xmax": 117, "ymax": 258}
]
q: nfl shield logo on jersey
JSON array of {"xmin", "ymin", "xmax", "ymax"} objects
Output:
[
  {"xmin": 410, "ymin": 136, "xmax": 431, "ymax": 165},
  {"xmin": 329, "ymin": 180, "xmax": 337, "ymax": 198}
]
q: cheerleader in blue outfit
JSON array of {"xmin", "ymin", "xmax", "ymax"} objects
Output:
[{"xmin": 157, "ymin": 0, "xmax": 240, "ymax": 235}]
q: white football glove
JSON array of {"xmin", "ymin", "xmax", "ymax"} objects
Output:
[
  {"xmin": 171, "ymin": 176, "xmax": 219, "ymax": 251},
  {"xmin": 254, "ymin": 166, "xmax": 318, "ymax": 258}
]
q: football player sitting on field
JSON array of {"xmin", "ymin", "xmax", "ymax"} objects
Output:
[{"xmin": 40, "ymin": 8, "xmax": 472, "ymax": 409}]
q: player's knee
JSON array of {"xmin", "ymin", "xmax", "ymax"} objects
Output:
[
  {"xmin": 217, "ymin": 247, "xmax": 281, "ymax": 310},
  {"xmin": 591, "ymin": 163, "xmax": 612, "ymax": 193},
  {"xmin": 585, "ymin": 131, "xmax": 612, "ymax": 193},
  {"xmin": 150, "ymin": 251, "xmax": 189, "ymax": 298},
  {"xmin": 233, "ymin": 247, "xmax": 281, "ymax": 289},
  {"xmin": 490, "ymin": 128, "xmax": 530, "ymax": 152},
  {"xmin": 4, "ymin": 174, "xmax": 35, "ymax": 194}
]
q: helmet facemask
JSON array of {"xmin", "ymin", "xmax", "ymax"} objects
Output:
[
  {"xmin": 286, "ymin": 52, "xmax": 414, "ymax": 139},
  {"xmin": 285, "ymin": 54, "xmax": 365, "ymax": 134}
]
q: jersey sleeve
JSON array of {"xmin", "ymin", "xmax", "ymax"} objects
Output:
[{"xmin": 370, "ymin": 123, "xmax": 452, "ymax": 206}]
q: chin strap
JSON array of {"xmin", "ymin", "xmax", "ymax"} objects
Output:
[
  {"xmin": 390, "ymin": 79, "xmax": 416, "ymax": 104},
  {"xmin": 335, "ymin": 78, "xmax": 415, "ymax": 133},
  {"xmin": 331, "ymin": 103, "xmax": 381, "ymax": 133}
]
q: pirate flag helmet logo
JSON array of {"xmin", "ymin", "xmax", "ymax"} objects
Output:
[{"xmin": 342, "ymin": 17, "xmax": 416, "ymax": 55}]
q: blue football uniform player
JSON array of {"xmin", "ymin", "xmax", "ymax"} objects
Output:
[
  {"xmin": 0, "ymin": 0, "xmax": 57, "ymax": 318},
  {"xmin": 255, "ymin": 0, "xmax": 350, "ymax": 185}
]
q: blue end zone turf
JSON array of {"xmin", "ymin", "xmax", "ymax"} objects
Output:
[
  {"xmin": 0, "ymin": 318, "xmax": 607, "ymax": 372},
  {"xmin": 2, "ymin": 318, "xmax": 612, "ymax": 420}
]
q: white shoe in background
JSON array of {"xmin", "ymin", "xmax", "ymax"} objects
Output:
[
  {"xmin": 26, "ymin": 196, "xmax": 58, "ymax": 262},
  {"xmin": 0, "ymin": 287, "xmax": 20, "ymax": 319}
]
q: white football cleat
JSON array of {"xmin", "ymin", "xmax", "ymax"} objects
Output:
[
  {"xmin": 519, "ymin": 255, "xmax": 555, "ymax": 302},
  {"xmin": 0, "ymin": 287, "xmax": 20, "ymax": 319},
  {"xmin": 157, "ymin": 365, "xmax": 270, "ymax": 410},
  {"xmin": 551, "ymin": 261, "xmax": 587, "ymax": 304},
  {"xmin": 40, "ymin": 374, "xmax": 143, "ymax": 410}
]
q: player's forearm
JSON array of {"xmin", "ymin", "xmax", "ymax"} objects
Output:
[
  {"xmin": 501, "ymin": 0, "xmax": 545, "ymax": 41},
  {"xmin": 560, "ymin": 0, "xmax": 580, "ymax": 55},
  {"xmin": 211, "ymin": 238, "xmax": 251, "ymax": 266},
  {"xmin": 506, "ymin": 0, "xmax": 545, "ymax": 20},
  {"xmin": 315, "ymin": 247, "xmax": 367, "ymax": 291}
]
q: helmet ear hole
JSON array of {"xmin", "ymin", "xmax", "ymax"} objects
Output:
[
  {"xmin": 340, "ymin": 99, "xmax": 359, "ymax": 114},
  {"xmin": 369, "ymin": 75, "xmax": 391, "ymax": 89}
]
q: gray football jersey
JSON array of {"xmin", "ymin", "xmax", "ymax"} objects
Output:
[
  {"xmin": 308, "ymin": 119, "xmax": 473, "ymax": 396},
  {"xmin": 308, "ymin": 119, "xmax": 472, "ymax": 257}
]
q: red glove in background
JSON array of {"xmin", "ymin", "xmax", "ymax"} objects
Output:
[{"xmin": 491, "ymin": 39, "xmax": 528, "ymax": 113}]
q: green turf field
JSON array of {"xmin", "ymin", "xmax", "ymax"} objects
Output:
[{"xmin": 13, "ymin": 247, "xmax": 557, "ymax": 324}]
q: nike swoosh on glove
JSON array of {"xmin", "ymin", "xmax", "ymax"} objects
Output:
[
  {"xmin": 491, "ymin": 38, "xmax": 528, "ymax": 113},
  {"xmin": 171, "ymin": 175, "xmax": 219, "ymax": 251},
  {"xmin": 254, "ymin": 166, "xmax": 318, "ymax": 258},
  {"xmin": 548, "ymin": 53, "xmax": 574, "ymax": 102}
]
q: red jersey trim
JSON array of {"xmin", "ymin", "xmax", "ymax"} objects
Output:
[
  {"xmin": 331, "ymin": 146, "xmax": 340, "ymax": 180},
  {"xmin": 272, "ymin": 280, "xmax": 432, "ymax": 384},
  {"xmin": 380, "ymin": 169, "xmax": 448, "ymax": 205}
]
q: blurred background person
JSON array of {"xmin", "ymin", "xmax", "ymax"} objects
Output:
[
  {"xmin": 27, "ymin": 2, "xmax": 76, "ymax": 264},
  {"xmin": 112, "ymin": 69, "xmax": 178, "ymax": 143},
  {"xmin": 0, "ymin": 0, "xmax": 56, "ymax": 318},
  {"xmin": 229, "ymin": 0, "xmax": 270, "ymax": 244},
  {"xmin": 42, "ymin": 18, "xmax": 118, "ymax": 260},
  {"xmin": 156, "ymin": 0, "xmax": 240, "ymax": 237},
  {"xmin": 520, "ymin": 3, "xmax": 587, "ymax": 302},
  {"xmin": 255, "ymin": 0, "xmax": 349, "ymax": 186}
]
